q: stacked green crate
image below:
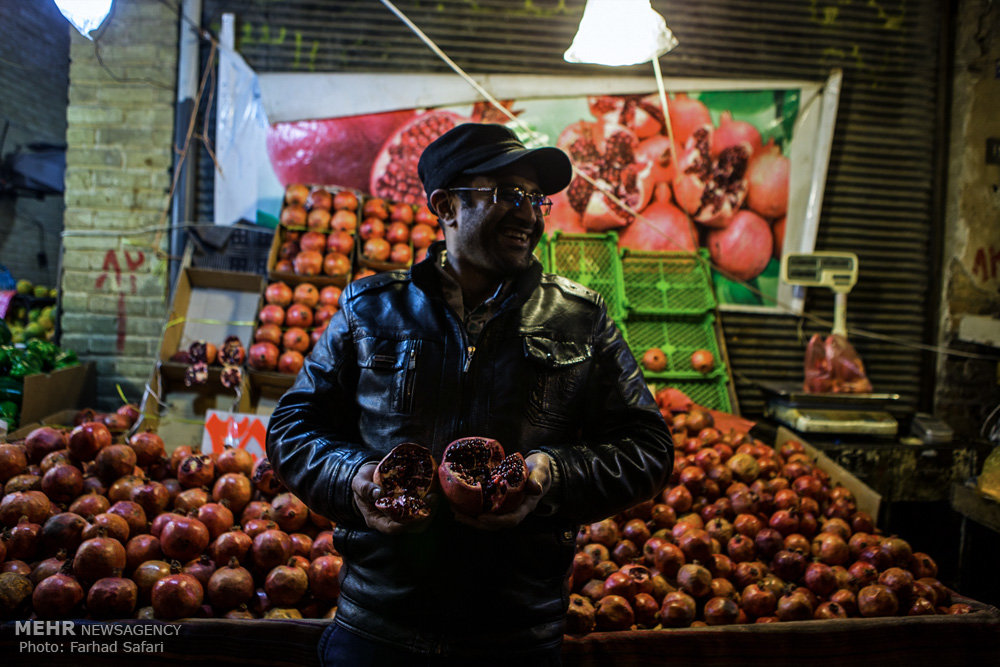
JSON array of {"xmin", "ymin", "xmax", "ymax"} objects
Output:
[
  {"xmin": 546, "ymin": 232, "xmax": 627, "ymax": 323},
  {"xmin": 621, "ymin": 248, "xmax": 736, "ymax": 413}
]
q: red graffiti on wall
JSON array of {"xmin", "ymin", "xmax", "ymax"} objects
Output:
[
  {"xmin": 94, "ymin": 249, "xmax": 145, "ymax": 352},
  {"xmin": 972, "ymin": 245, "xmax": 1000, "ymax": 283}
]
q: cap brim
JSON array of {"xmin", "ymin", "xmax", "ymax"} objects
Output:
[{"xmin": 462, "ymin": 146, "xmax": 573, "ymax": 195}]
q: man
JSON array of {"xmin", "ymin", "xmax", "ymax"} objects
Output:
[{"xmin": 266, "ymin": 122, "xmax": 673, "ymax": 666}]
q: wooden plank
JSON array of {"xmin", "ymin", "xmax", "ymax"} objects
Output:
[{"xmin": 952, "ymin": 483, "xmax": 1000, "ymax": 534}]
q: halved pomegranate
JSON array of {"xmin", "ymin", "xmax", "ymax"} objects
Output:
[
  {"xmin": 372, "ymin": 443, "xmax": 436, "ymax": 523},
  {"xmin": 672, "ymin": 125, "xmax": 750, "ymax": 228},
  {"xmin": 437, "ymin": 437, "xmax": 528, "ymax": 516},
  {"xmin": 557, "ymin": 120, "xmax": 654, "ymax": 232}
]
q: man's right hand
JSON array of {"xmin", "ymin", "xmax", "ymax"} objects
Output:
[{"xmin": 351, "ymin": 462, "xmax": 435, "ymax": 534}]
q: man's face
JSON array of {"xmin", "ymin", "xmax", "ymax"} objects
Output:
[{"xmin": 437, "ymin": 165, "xmax": 547, "ymax": 280}]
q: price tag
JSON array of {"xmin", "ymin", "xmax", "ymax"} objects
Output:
[{"xmin": 201, "ymin": 409, "xmax": 270, "ymax": 461}]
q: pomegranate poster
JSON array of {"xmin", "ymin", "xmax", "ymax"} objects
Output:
[{"xmin": 251, "ymin": 72, "xmax": 842, "ymax": 313}]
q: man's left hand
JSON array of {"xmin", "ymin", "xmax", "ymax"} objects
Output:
[{"xmin": 453, "ymin": 451, "xmax": 552, "ymax": 530}]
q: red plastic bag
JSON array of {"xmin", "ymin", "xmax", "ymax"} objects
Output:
[{"xmin": 803, "ymin": 333, "xmax": 873, "ymax": 394}]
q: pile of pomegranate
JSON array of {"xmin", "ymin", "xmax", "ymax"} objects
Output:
[
  {"xmin": 275, "ymin": 184, "xmax": 441, "ymax": 282},
  {"xmin": 566, "ymin": 390, "xmax": 970, "ymax": 633},
  {"xmin": 0, "ymin": 397, "xmax": 971, "ymax": 629},
  {"xmin": 0, "ymin": 408, "xmax": 342, "ymax": 621},
  {"xmin": 250, "ymin": 281, "xmax": 343, "ymax": 376},
  {"xmin": 350, "ymin": 195, "xmax": 440, "ymax": 267},
  {"xmin": 275, "ymin": 185, "xmax": 361, "ymax": 279},
  {"xmin": 547, "ymin": 93, "xmax": 788, "ymax": 282}
]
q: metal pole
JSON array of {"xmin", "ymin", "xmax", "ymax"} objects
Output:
[{"xmin": 169, "ymin": 0, "xmax": 203, "ymax": 298}]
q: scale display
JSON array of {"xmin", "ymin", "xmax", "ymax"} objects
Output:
[{"xmin": 781, "ymin": 252, "xmax": 858, "ymax": 293}]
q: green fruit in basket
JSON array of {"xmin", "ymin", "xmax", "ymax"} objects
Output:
[
  {"xmin": 15, "ymin": 279, "xmax": 32, "ymax": 295},
  {"xmin": 28, "ymin": 308, "xmax": 41, "ymax": 322},
  {"xmin": 48, "ymin": 287, "xmax": 58, "ymax": 298},
  {"xmin": 37, "ymin": 313, "xmax": 54, "ymax": 331},
  {"xmin": 33, "ymin": 285, "xmax": 49, "ymax": 299},
  {"xmin": 23, "ymin": 322, "xmax": 44, "ymax": 340}
]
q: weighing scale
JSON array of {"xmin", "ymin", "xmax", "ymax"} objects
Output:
[{"xmin": 763, "ymin": 252, "xmax": 901, "ymax": 437}]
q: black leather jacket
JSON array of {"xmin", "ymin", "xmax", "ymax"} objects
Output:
[{"xmin": 266, "ymin": 241, "xmax": 672, "ymax": 656}]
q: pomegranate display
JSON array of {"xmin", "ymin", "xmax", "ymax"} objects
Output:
[
  {"xmin": 372, "ymin": 443, "xmax": 436, "ymax": 523},
  {"xmin": 0, "ymin": 413, "xmax": 344, "ymax": 621},
  {"xmin": 438, "ymin": 437, "xmax": 528, "ymax": 516},
  {"xmin": 0, "ymin": 394, "xmax": 973, "ymax": 632},
  {"xmin": 565, "ymin": 397, "xmax": 969, "ymax": 633}
]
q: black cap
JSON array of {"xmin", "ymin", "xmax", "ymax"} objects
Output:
[{"xmin": 417, "ymin": 123, "xmax": 573, "ymax": 210}]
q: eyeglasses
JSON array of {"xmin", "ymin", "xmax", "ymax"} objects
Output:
[{"xmin": 448, "ymin": 186, "xmax": 553, "ymax": 217}]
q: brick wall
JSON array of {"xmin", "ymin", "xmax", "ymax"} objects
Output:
[
  {"xmin": 62, "ymin": 0, "xmax": 178, "ymax": 409},
  {"xmin": 0, "ymin": 0, "xmax": 69, "ymax": 289}
]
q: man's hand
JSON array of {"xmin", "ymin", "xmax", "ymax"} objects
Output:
[
  {"xmin": 351, "ymin": 462, "xmax": 436, "ymax": 534},
  {"xmin": 453, "ymin": 452, "xmax": 553, "ymax": 531}
]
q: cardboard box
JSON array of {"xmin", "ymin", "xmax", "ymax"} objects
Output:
[
  {"xmin": 20, "ymin": 362, "xmax": 96, "ymax": 425},
  {"xmin": 8, "ymin": 408, "xmax": 82, "ymax": 439},
  {"xmin": 139, "ymin": 361, "xmax": 253, "ymax": 452},
  {"xmin": 159, "ymin": 267, "xmax": 265, "ymax": 384}
]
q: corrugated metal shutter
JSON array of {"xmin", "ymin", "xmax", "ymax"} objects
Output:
[{"xmin": 197, "ymin": 0, "xmax": 949, "ymax": 417}]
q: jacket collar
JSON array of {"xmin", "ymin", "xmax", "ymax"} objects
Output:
[{"xmin": 411, "ymin": 240, "xmax": 543, "ymax": 308}]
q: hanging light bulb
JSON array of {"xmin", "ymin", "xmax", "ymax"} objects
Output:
[
  {"xmin": 563, "ymin": 0, "xmax": 678, "ymax": 67},
  {"xmin": 54, "ymin": 0, "xmax": 114, "ymax": 40}
]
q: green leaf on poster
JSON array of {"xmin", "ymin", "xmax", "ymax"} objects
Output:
[{"xmin": 712, "ymin": 272, "xmax": 763, "ymax": 306}]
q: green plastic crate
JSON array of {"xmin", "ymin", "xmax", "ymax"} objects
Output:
[
  {"xmin": 649, "ymin": 377, "xmax": 733, "ymax": 414},
  {"xmin": 533, "ymin": 233, "xmax": 551, "ymax": 272},
  {"xmin": 624, "ymin": 312, "xmax": 733, "ymax": 413},
  {"xmin": 547, "ymin": 232, "xmax": 626, "ymax": 321},
  {"xmin": 621, "ymin": 249, "xmax": 716, "ymax": 316},
  {"xmin": 625, "ymin": 314, "xmax": 725, "ymax": 376}
]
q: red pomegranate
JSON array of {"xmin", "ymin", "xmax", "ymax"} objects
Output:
[
  {"xmin": 556, "ymin": 120, "xmax": 655, "ymax": 232},
  {"xmin": 588, "ymin": 94, "xmax": 664, "ymax": 139},
  {"xmin": 617, "ymin": 182, "xmax": 697, "ymax": 252},
  {"xmin": 711, "ymin": 111, "xmax": 763, "ymax": 158},
  {"xmin": 706, "ymin": 209, "xmax": 773, "ymax": 281},
  {"xmin": 67, "ymin": 422, "xmax": 111, "ymax": 462},
  {"xmin": 641, "ymin": 347, "xmax": 668, "ymax": 372},
  {"xmin": 672, "ymin": 125, "xmax": 750, "ymax": 227},
  {"xmin": 25, "ymin": 426, "xmax": 69, "ymax": 464},
  {"xmin": 249, "ymin": 342, "xmax": 280, "ymax": 371},
  {"xmin": 746, "ymin": 139, "xmax": 790, "ymax": 220},
  {"xmin": 437, "ymin": 437, "xmax": 528, "ymax": 516},
  {"xmin": 308, "ymin": 554, "xmax": 343, "ymax": 601},
  {"xmin": 87, "ymin": 575, "xmax": 138, "ymax": 619},
  {"xmin": 667, "ymin": 93, "xmax": 712, "ymax": 148},
  {"xmin": 266, "ymin": 110, "xmax": 416, "ymax": 191},
  {"xmin": 371, "ymin": 442, "xmax": 436, "ymax": 523},
  {"xmin": 207, "ymin": 558, "xmax": 255, "ymax": 611},
  {"xmin": 690, "ymin": 349, "xmax": 715, "ymax": 374},
  {"xmin": 151, "ymin": 571, "xmax": 204, "ymax": 620},
  {"xmin": 32, "ymin": 564, "xmax": 84, "ymax": 618},
  {"xmin": 368, "ymin": 110, "xmax": 468, "ymax": 203},
  {"xmin": 278, "ymin": 350, "xmax": 305, "ymax": 375}
]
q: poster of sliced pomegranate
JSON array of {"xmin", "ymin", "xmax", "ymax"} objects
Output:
[{"xmin": 251, "ymin": 72, "xmax": 842, "ymax": 313}]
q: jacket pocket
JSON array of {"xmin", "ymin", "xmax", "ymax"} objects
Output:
[
  {"xmin": 523, "ymin": 335, "xmax": 592, "ymax": 430},
  {"xmin": 357, "ymin": 337, "xmax": 421, "ymax": 414}
]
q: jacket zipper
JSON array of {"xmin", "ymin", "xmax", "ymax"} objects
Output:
[
  {"xmin": 463, "ymin": 345, "xmax": 475, "ymax": 373},
  {"xmin": 403, "ymin": 344, "xmax": 418, "ymax": 410}
]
